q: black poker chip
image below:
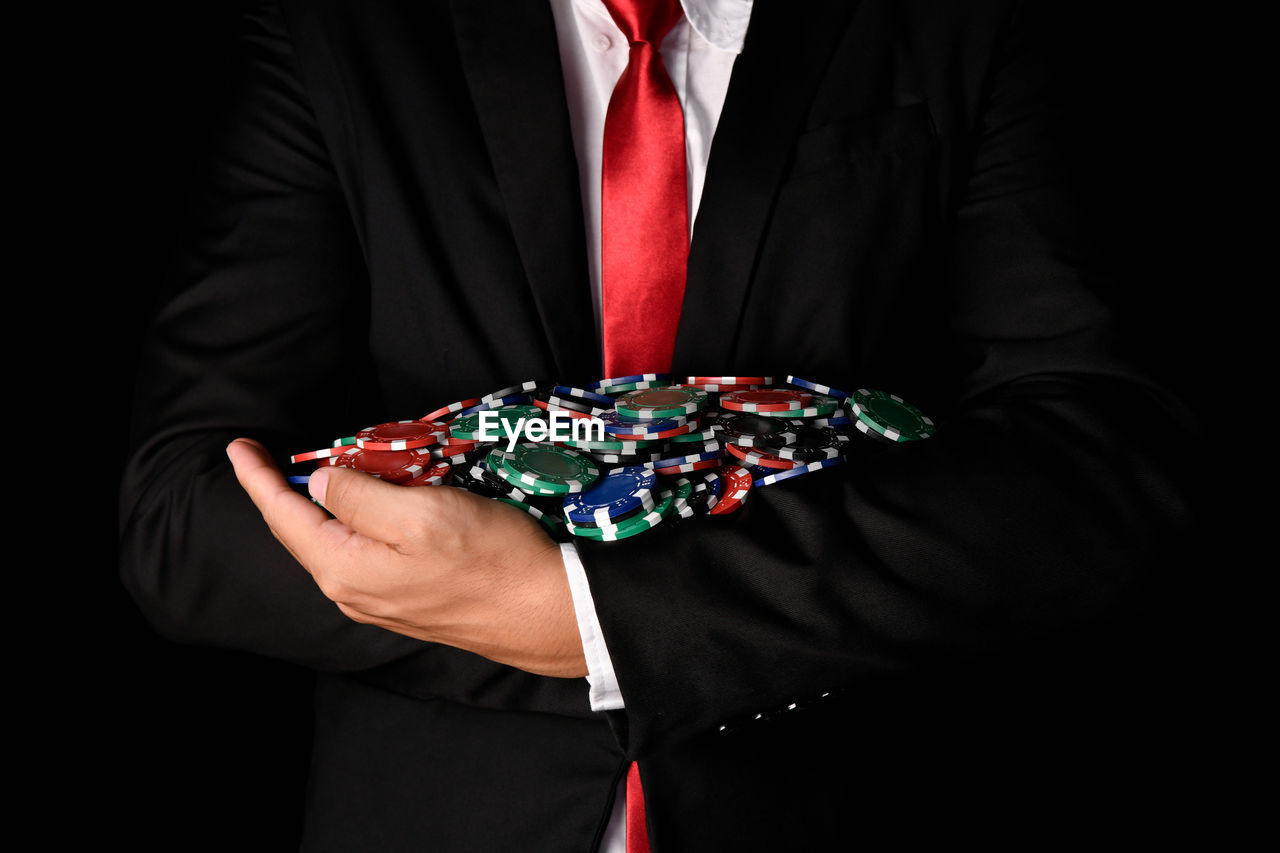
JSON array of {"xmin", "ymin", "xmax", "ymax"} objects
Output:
[
  {"xmin": 759, "ymin": 425, "xmax": 850, "ymax": 462},
  {"xmin": 715, "ymin": 413, "xmax": 800, "ymax": 448}
]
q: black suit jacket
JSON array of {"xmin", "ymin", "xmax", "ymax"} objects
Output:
[{"xmin": 119, "ymin": 0, "xmax": 1194, "ymax": 849}]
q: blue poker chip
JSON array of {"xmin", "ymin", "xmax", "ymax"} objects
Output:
[
  {"xmin": 562, "ymin": 466, "xmax": 659, "ymax": 524},
  {"xmin": 598, "ymin": 410, "xmax": 687, "ymax": 436},
  {"xmin": 785, "ymin": 375, "xmax": 854, "ymax": 401},
  {"xmin": 559, "ymin": 499, "xmax": 653, "ymax": 529},
  {"xmin": 753, "ymin": 457, "xmax": 845, "ymax": 487},
  {"xmin": 643, "ymin": 449, "xmax": 723, "ymax": 470},
  {"xmin": 542, "ymin": 392, "xmax": 613, "ymax": 417},
  {"xmin": 551, "ymin": 385, "xmax": 616, "ymax": 407},
  {"xmin": 587, "ymin": 374, "xmax": 672, "ymax": 390},
  {"xmin": 287, "ymin": 475, "xmax": 311, "ymax": 485}
]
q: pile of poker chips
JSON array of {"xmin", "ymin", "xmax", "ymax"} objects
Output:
[{"xmin": 286, "ymin": 375, "xmax": 935, "ymax": 542}]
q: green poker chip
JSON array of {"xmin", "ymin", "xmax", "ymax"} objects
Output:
[
  {"xmin": 668, "ymin": 477, "xmax": 695, "ymax": 519},
  {"xmin": 495, "ymin": 443, "xmax": 600, "ymax": 494},
  {"xmin": 597, "ymin": 380, "xmax": 673, "ymax": 394},
  {"xmin": 485, "ymin": 449, "xmax": 565, "ymax": 496},
  {"xmin": 752, "ymin": 400, "xmax": 839, "ymax": 418},
  {"xmin": 849, "ymin": 389, "xmax": 935, "ymax": 442},
  {"xmin": 449, "ymin": 404, "xmax": 543, "ymax": 441},
  {"xmin": 806, "ymin": 393, "xmax": 842, "ymax": 409},
  {"xmin": 615, "ymin": 387, "xmax": 709, "ymax": 421},
  {"xmin": 668, "ymin": 428, "xmax": 719, "ymax": 444},
  {"xmin": 565, "ymin": 489, "xmax": 675, "ymax": 541},
  {"xmin": 497, "ymin": 497, "xmax": 565, "ymax": 532}
]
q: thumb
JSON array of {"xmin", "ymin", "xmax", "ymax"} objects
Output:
[{"xmin": 309, "ymin": 464, "xmax": 430, "ymax": 546}]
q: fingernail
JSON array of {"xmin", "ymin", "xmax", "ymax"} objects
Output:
[{"xmin": 309, "ymin": 468, "xmax": 330, "ymax": 505}]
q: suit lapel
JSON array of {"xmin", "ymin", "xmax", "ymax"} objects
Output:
[
  {"xmin": 452, "ymin": 1, "xmax": 597, "ymax": 376},
  {"xmin": 674, "ymin": 0, "xmax": 861, "ymax": 371}
]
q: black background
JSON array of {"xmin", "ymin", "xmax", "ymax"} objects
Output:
[{"xmin": 45, "ymin": 1, "xmax": 1239, "ymax": 848}]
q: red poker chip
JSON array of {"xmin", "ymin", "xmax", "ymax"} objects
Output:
[
  {"xmin": 725, "ymin": 442, "xmax": 803, "ymax": 470},
  {"xmin": 330, "ymin": 447, "xmax": 435, "ymax": 484},
  {"xmin": 404, "ymin": 461, "xmax": 454, "ymax": 486},
  {"xmin": 686, "ymin": 376, "xmax": 775, "ymax": 385},
  {"xmin": 430, "ymin": 441, "xmax": 475, "ymax": 458},
  {"xmin": 653, "ymin": 458, "xmax": 722, "ymax": 475},
  {"xmin": 612, "ymin": 420, "xmax": 702, "ymax": 441},
  {"xmin": 289, "ymin": 445, "xmax": 353, "ymax": 465},
  {"xmin": 421, "ymin": 398, "xmax": 482, "ymax": 423},
  {"xmin": 437, "ymin": 432, "xmax": 484, "ymax": 446},
  {"xmin": 672, "ymin": 383, "xmax": 764, "ymax": 393},
  {"xmin": 720, "ymin": 389, "xmax": 813, "ymax": 413},
  {"xmin": 706, "ymin": 464, "xmax": 753, "ymax": 516},
  {"xmin": 354, "ymin": 419, "xmax": 446, "ymax": 451}
]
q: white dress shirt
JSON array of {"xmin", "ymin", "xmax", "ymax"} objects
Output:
[{"xmin": 547, "ymin": 0, "xmax": 753, "ymax": 849}]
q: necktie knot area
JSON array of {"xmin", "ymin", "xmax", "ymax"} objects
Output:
[{"xmin": 602, "ymin": 0, "xmax": 684, "ymax": 48}]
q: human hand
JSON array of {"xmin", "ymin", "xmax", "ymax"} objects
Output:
[{"xmin": 226, "ymin": 438, "xmax": 588, "ymax": 678}]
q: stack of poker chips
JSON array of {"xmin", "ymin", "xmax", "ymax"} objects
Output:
[{"xmin": 286, "ymin": 375, "xmax": 935, "ymax": 542}]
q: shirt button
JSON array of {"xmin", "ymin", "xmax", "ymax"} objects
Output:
[{"xmin": 593, "ymin": 33, "xmax": 611, "ymax": 51}]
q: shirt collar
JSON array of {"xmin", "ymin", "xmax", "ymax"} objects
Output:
[
  {"xmin": 680, "ymin": 0, "xmax": 753, "ymax": 54},
  {"xmin": 572, "ymin": 0, "xmax": 753, "ymax": 54}
]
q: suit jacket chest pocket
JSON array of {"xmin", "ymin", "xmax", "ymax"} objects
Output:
[
  {"xmin": 787, "ymin": 101, "xmax": 938, "ymax": 180},
  {"xmin": 743, "ymin": 101, "xmax": 945, "ymax": 368}
]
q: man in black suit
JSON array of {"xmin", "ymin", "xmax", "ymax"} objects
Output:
[{"xmin": 119, "ymin": 0, "xmax": 1194, "ymax": 849}]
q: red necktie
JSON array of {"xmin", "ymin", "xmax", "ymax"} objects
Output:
[
  {"xmin": 625, "ymin": 758, "xmax": 651, "ymax": 853},
  {"xmin": 601, "ymin": 0, "xmax": 689, "ymax": 378}
]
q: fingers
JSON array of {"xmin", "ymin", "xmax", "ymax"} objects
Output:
[
  {"xmin": 227, "ymin": 438, "xmax": 364, "ymax": 568},
  {"xmin": 227, "ymin": 438, "xmax": 332, "ymax": 534},
  {"xmin": 309, "ymin": 465, "xmax": 435, "ymax": 546}
]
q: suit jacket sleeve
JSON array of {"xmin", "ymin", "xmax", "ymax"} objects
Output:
[
  {"xmin": 116, "ymin": 1, "xmax": 594, "ymax": 719},
  {"xmin": 577, "ymin": 2, "xmax": 1197, "ymax": 755}
]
